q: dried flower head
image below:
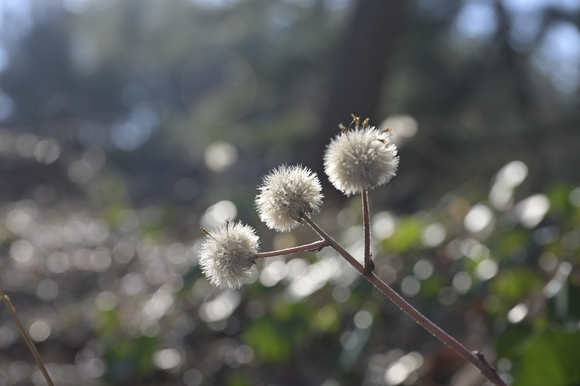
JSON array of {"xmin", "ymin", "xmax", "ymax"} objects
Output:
[
  {"xmin": 199, "ymin": 220, "xmax": 259, "ymax": 289},
  {"xmin": 256, "ymin": 165, "xmax": 323, "ymax": 232},
  {"xmin": 324, "ymin": 117, "xmax": 399, "ymax": 196}
]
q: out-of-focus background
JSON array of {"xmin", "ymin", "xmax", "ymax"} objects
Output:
[{"xmin": 1, "ymin": 0, "xmax": 580, "ymax": 385}]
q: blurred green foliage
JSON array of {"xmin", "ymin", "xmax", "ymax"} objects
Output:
[
  {"xmin": 513, "ymin": 330, "xmax": 580, "ymax": 386},
  {"xmin": 382, "ymin": 217, "xmax": 424, "ymax": 254}
]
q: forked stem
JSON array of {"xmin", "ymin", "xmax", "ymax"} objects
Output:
[
  {"xmin": 255, "ymin": 240, "xmax": 329, "ymax": 259},
  {"xmin": 0, "ymin": 287, "xmax": 55, "ymax": 386},
  {"xmin": 302, "ymin": 217, "xmax": 506, "ymax": 386}
]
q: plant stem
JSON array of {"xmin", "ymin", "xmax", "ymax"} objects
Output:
[
  {"xmin": 254, "ymin": 240, "xmax": 328, "ymax": 259},
  {"xmin": 361, "ymin": 189, "xmax": 371, "ymax": 271},
  {"xmin": 303, "ymin": 217, "xmax": 506, "ymax": 386},
  {"xmin": 304, "ymin": 217, "xmax": 366, "ymax": 274},
  {"xmin": 0, "ymin": 287, "xmax": 55, "ymax": 386}
]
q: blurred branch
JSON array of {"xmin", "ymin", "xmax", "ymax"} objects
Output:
[{"xmin": 0, "ymin": 287, "xmax": 55, "ymax": 386}]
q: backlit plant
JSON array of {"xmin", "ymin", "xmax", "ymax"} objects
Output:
[{"xmin": 199, "ymin": 115, "xmax": 507, "ymax": 386}]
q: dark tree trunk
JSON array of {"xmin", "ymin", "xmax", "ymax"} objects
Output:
[{"xmin": 310, "ymin": 0, "xmax": 407, "ymax": 194}]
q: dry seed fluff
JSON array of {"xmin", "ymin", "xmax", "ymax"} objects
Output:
[
  {"xmin": 255, "ymin": 165, "xmax": 323, "ymax": 232},
  {"xmin": 199, "ymin": 221, "xmax": 259, "ymax": 289},
  {"xmin": 324, "ymin": 125, "xmax": 398, "ymax": 196}
]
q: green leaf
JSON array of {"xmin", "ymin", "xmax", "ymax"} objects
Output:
[{"xmin": 513, "ymin": 329, "xmax": 580, "ymax": 386}]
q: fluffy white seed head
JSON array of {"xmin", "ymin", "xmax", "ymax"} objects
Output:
[
  {"xmin": 324, "ymin": 124, "xmax": 399, "ymax": 196},
  {"xmin": 199, "ymin": 221, "xmax": 259, "ymax": 289},
  {"xmin": 256, "ymin": 165, "xmax": 323, "ymax": 232}
]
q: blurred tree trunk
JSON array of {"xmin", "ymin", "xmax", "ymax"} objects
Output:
[{"xmin": 310, "ymin": 0, "xmax": 407, "ymax": 191}]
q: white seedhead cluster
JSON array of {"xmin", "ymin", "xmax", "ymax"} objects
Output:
[
  {"xmin": 324, "ymin": 122, "xmax": 399, "ymax": 196},
  {"xmin": 255, "ymin": 165, "xmax": 323, "ymax": 232},
  {"xmin": 198, "ymin": 221, "xmax": 259, "ymax": 289},
  {"xmin": 199, "ymin": 116, "xmax": 398, "ymax": 290}
]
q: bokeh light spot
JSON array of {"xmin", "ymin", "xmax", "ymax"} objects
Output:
[
  {"xmin": 34, "ymin": 139, "xmax": 60, "ymax": 164},
  {"xmin": 507, "ymin": 303, "xmax": 528, "ymax": 323},
  {"xmin": 381, "ymin": 115, "xmax": 418, "ymax": 145},
  {"xmin": 15, "ymin": 133, "xmax": 38, "ymax": 158},
  {"xmin": 204, "ymin": 141, "xmax": 238, "ymax": 173},
  {"xmin": 464, "ymin": 204, "xmax": 494, "ymax": 233},
  {"xmin": 401, "ymin": 276, "xmax": 420, "ymax": 297},
  {"xmin": 183, "ymin": 369, "xmax": 203, "ymax": 386},
  {"xmin": 153, "ymin": 348, "xmax": 183, "ymax": 370},
  {"xmin": 36, "ymin": 279, "xmax": 59, "ymax": 301},
  {"xmin": 95, "ymin": 291, "xmax": 117, "ymax": 311},
  {"xmin": 10, "ymin": 239, "xmax": 35, "ymax": 264},
  {"xmin": 413, "ymin": 259, "xmax": 434, "ymax": 280},
  {"xmin": 475, "ymin": 258, "xmax": 498, "ymax": 281},
  {"xmin": 29, "ymin": 320, "xmax": 51, "ymax": 342},
  {"xmin": 354, "ymin": 310, "xmax": 373, "ymax": 329},
  {"xmin": 68, "ymin": 160, "xmax": 93, "ymax": 184},
  {"xmin": 421, "ymin": 223, "xmax": 446, "ymax": 247},
  {"xmin": 452, "ymin": 271, "xmax": 472, "ymax": 294},
  {"xmin": 373, "ymin": 211, "xmax": 396, "ymax": 240},
  {"xmin": 201, "ymin": 200, "xmax": 237, "ymax": 229},
  {"xmin": 514, "ymin": 194, "xmax": 550, "ymax": 228}
]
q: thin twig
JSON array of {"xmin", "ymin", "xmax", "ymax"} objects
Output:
[
  {"xmin": 255, "ymin": 240, "xmax": 328, "ymax": 259},
  {"xmin": 303, "ymin": 217, "xmax": 506, "ymax": 386},
  {"xmin": 361, "ymin": 189, "xmax": 372, "ymax": 272},
  {"xmin": 304, "ymin": 217, "xmax": 365, "ymax": 274},
  {"xmin": 0, "ymin": 287, "xmax": 55, "ymax": 386}
]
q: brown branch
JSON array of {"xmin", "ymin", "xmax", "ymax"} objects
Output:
[
  {"xmin": 303, "ymin": 217, "xmax": 506, "ymax": 386},
  {"xmin": 0, "ymin": 287, "xmax": 55, "ymax": 386},
  {"xmin": 254, "ymin": 240, "xmax": 329, "ymax": 259},
  {"xmin": 361, "ymin": 189, "xmax": 372, "ymax": 272}
]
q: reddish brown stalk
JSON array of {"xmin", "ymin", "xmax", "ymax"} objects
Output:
[
  {"xmin": 0, "ymin": 288, "xmax": 55, "ymax": 386},
  {"xmin": 254, "ymin": 240, "xmax": 328, "ymax": 259},
  {"xmin": 303, "ymin": 217, "xmax": 506, "ymax": 386},
  {"xmin": 361, "ymin": 189, "xmax": 372, "ymax": 271}
]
